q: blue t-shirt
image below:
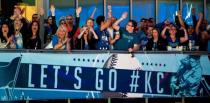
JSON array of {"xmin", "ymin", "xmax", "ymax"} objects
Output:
[
  {"xmin": 51, "ymin": 35, "xmax": 66, "ymax": 50},
  {"xmin": 188, "ymin": 32, "xmax": 197, "ymax": 45},
  {"xmin": 95, "ymin": 27, "xmax": 110, "ymax": 50},
  {"xmin": 114, "ymin": 28, "xmax": 140, "ymax": 51},
  {"xmin": 167, "ymin": 35, "xmax": 180, "ymax": 48},
  {"xmin": 136, "ymin": 31, "xmax": 148, "ymax": 50},
  {"xmin": 52, "ymin": 35, "xmax": 58, "ymax": 47}
]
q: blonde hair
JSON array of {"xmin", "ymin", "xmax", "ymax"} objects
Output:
[
  {"xmin": 56, "ymin": 25, "xmax": 67, "ymax": 34},
  {"xmin": 56, "ymin": 25, "xmax": 68, "ymax": 39}
]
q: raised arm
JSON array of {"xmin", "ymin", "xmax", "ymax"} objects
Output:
[
  {"xmin": 39, "ymin": 8, "xmax": 45, "ymax": 48},
  {"xmin": 50, "ymin": 4, "xmax": 55, "ymax": 17},
  {"xmin": 89, "ymin": 27, "xmax": 98, "ymax": 39},
  {"xmin": 180, "ymin": 27, "xmax": 188, "ymax": 43},
  {"xmin": 100, "ymin": 5, "xmax": 112, "ymax": 31},
  {"xmin": 192, "ymin": 8, "xmax": 197, "ymax": 28},
  {"xmin": 75, "ymin": 6, "xmax": 82, "ymax": 28},
  {"xmin": 112, "ymin": 12, "xmax": 128, "ymax": 30},
  {"xmin": 161, "ymin": 26, "xmax": 170, "ymax": 39},
  {"xmin": 177, "ymin": 11, "xmax": 186, "ymax": 28},
  {"xmin": 77, "ymin": 27, "xmax": 87, "ymax": 39},
  {"xmin": 90, "ymin": 7, "xmax": 97, "ymax": 19},
  {"xmin": 195, "ymin": 13, "xmax": 203, "ymax": 35}
]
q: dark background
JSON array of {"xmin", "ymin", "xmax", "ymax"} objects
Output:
[{"xmin": 0, "ymin": 0, "xmax": 22, "ymax": 18}]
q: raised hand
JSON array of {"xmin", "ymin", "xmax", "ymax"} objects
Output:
[
  {"xmin": 128, "ymin": 48, "xmax": 133, "ymax": 53},
  {"xmin": 50, "ymin": 4, "xmax": 55, "ymax": 16},
  {"xmin": 107, "ymin": 4, "xmax": 112, "ymax": 11},
  {"xmin": 199, "ymin": 13, "xmax": 203, "ymax": 19},
  {"xmin": 40, "ymin": 8, "xmax": 45, "ymax": 16},
  {"xmin": 177, "ymin": 11, "xmax": 182, "ymax": 17},
  {"xmin": 165, "ymin": 26, "xmax": 170, "ymax": 30},
  {"xmin": 76, "ymin": 6, "xmax": 82, "ymax": 16},
  {"xmin": 121, "ymin": 12, "xmax": 128, "ymax": 20},
  {"xmin": 107, "ymin": 5, "xmax": 112, "ymax": 18},
  {"xmin": 89, "ymin": 27, "xmax": 94, "ymax": 32}
]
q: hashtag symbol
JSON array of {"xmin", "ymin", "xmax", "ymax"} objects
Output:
[{"xmin": 129, "ymin": 70, "xmax": 140, "ymax": 92}]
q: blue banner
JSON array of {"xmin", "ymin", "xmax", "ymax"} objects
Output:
[{"xmin": 0, "ymin": 52, "xmax": 210, "ymax": 100}]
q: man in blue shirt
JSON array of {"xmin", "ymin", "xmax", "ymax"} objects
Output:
[
  {"xmin": 95, "ymin": 16, "xmax": 111, "ymax": 50},
  {"xmin": 112, "ymin": 12, "xmax": 146, "ymax": 52}
]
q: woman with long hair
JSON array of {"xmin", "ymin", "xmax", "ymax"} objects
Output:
[
  {"xmin": 77, "ymin": 18, "xmax": 98, "ymax": 50},
  {"xmin": 52, "ymin": 25, "xmax": 69, "ymax": 50},
  {"xmin": 161, "ymin": 24, "xmax": 188, "ymax": 49},
  {"xmin": 146, "ymin": 28, "xmax": 164, "ymax": 51},
  {"xmin": 26, "ymin": 21, "xmax": 41, "ymax": 49},
  {"xmin": 0, "ymin": 22, "xmax": 12, "ymax": 48}
]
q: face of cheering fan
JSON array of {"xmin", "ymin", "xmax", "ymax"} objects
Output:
[
  {"xmin": 57, "ymin": 26, "xmax": 67, "ymax": 39},
  {"xmin": 66, "ymin": 15, "xmax": 74, "ymax": 24},
  {"xmin": 32, "ymin": 14, "xmax": 39, "ymax": 22},
  {"xmin": 187, "ymin": 26, "xmax": 194, "ymax": 35},
  {"xmin": 86, "ymin": 19, "xmax": 94, "ymax": 28},
  {"xmin": 14, "ymin": 18, "xmax": 22, "ymax": 32},
  {"xmin": 169, "ymin": 26, "xmax": 177, "ymax": 35},
  {"xmin": 32, "ymin": 22, "xmax": 39, "ymax": 33},
  {"xmin": 146, "ymin": 27, "xmax": 153, "ymax": 36},
  {"xmin": 1, "ymin": 24, "xmax": 9, "ymax": 34},
  {"xmin": 48, "ymin": 17, "xmax": 53, "ymax": 25},
  {"xmin": 60, "ymin": 20, "xmax": 66, "ymax": 26},
  {"xmin": 126, "ymin": 22, "xmax": 134, "ymax": 33},
  {"xmin": 13, "ymin": 7, "xmax": 21, "ymax": 16},
  {"xmin": 152, "ymin": 29, "xmax": 159, "ymax": 39}
]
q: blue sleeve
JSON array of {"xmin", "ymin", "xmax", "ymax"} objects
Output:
[
  {"xmin": 119, "ymin": 27, "xmax": 124, "ymax": 33},
  {"xmin": 94, "ymin": 27, "xmax": 100, "ymax": 36},
  {"xmin": 137, "ymin": 31, "xmax": 148, "ymax": 46},
  {"xmin": 133, "ymin": 35, "xmax": 140, "ymax": 45},
  {"xmin": 52, "ymin": 35, "xmax": 58, "ymax": 47}
]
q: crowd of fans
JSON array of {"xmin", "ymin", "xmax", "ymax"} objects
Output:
[{"xmin": 0, "ymin": 5, "xmax": 210, "ymax": 52}]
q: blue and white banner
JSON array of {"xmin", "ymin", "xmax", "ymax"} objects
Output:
[{"xmin": 0, "ymin": 52, "xmax": 210, "ymax": 101}]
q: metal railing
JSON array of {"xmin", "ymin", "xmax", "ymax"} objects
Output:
[{"xmin": 0, "ymin": 49, "xmax": 209, "ymax": 55}]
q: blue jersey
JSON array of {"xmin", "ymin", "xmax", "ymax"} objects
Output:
[{"xmin": 95, "ymin": 27, "xmax": 110, "ymax": 50}]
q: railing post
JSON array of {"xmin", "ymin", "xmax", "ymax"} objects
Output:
[
  {"xmin": 108, "ymin": 97, "xmax": 111, "ymax": 103},
  {"xmin": 182, "ymin": 97, "xmax": 185, "ymax": 103},
  {"xmin": 145, "ymin": 97, "xmax": 148, "ymax": 103},
  {"xmin": 26, "ymin": 100, "xmax": 29, "ymax": 103},
  {"xmin": 68, "ymin": 99, "xmax": 71, "ymax": 103}
]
